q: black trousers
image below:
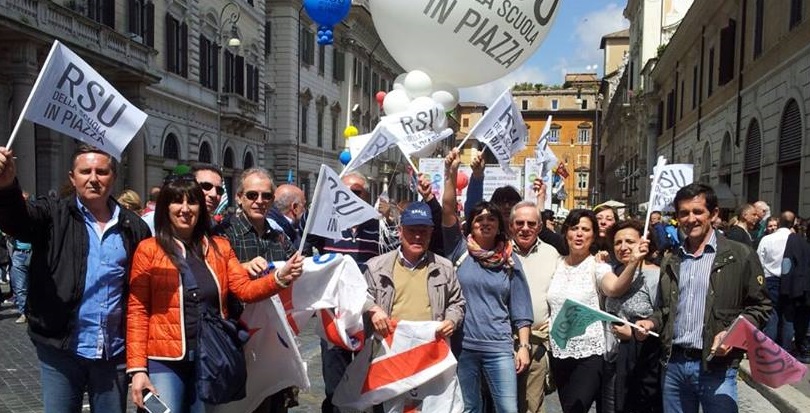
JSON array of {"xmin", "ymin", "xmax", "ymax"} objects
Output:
[{"xmin": 550, "ymin": 354, "xmax": 604, "ymax": 413}]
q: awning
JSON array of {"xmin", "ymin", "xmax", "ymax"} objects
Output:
[{"xmin": 714, "ymin": 183, "xmax": 737, "ymax": 209}]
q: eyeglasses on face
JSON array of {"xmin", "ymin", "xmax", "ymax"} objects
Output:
[
  {"xmin": 244, "ymin": 191, "xmax": 274, "ymax": 201},
  {"xmin": 199, "ymin": 181, "xmax": 225, "ymax": 195},
  {"xmin": 514, "ymin": 220, "xmax": 538, "ymax": 228}
]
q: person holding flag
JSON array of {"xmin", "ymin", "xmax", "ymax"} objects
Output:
[
  {"xmin": 637, "ymin": 183, "xmax": 772, "ymax": 413},
  {"xmin": 546, "ymin": 209, "xmax": 647, "ymax": 413},
  {"xmin": 0, "ymin": 145, "xmax": 152, "ymax": 413},
  {"xmin": 442, "ymin": 148, "xmax": 533, "ymax": 413}
]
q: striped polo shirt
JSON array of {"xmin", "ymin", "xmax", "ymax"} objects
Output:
[{"xmin": 673, "ymin": 230, "xmax": 718, "ymax": 350}]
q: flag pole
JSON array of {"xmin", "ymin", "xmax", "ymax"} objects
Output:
[
  {"xmin": 5, "ymin": 41, "xmax": 61, "ymax": 148},
  {"xmin": 298, "ymin": 164, "xmax": 327, "ymax": 255},
  {"xmin": 404, "ymin": 155, "xmax": 420, "ymax": 175}
]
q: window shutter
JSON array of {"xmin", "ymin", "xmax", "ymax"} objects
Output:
[
  {"xmin": 128, "ymin": 0, "xmax": 137, "ymax": 33},
  {"xmin": 145, "ymin": 2, "xmax": 154, "ymax": 47},
  {"xmin": 199, "ymin": 36, "xmax": 208, "ymax": 85},
  {"xmin": 779, "ymin": 100, "xmax": 802, "ymax": 163},
  {"xmin": 165, "ymin": 14, "xmax": 175, "ymax": 72},
  {"xmin": 744, "ymin": 119, "xmax": 761, "ymax": 172},
  {"xmin": 103, "ymin": 0, "xmax": 115, "ymax": 28},
  {"xmin": 236, "ymin": 55, "xmax": 245, "ymax": 96},
  {"xmin": 181, "ymin": 22, "xmax": 189, "ymax": 77}
]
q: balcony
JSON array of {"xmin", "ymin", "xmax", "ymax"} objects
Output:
[{"xmin": 220, "ymin": 93, "xmax": 261, "ymax": 134}]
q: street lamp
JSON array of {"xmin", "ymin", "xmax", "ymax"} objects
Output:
[
  {"xmin": 217, "ymin": 2, "xmax": 241, "ymax": 145},
  {"xmin": 591, "ymin": 93, "xmax": 603, "ymax": 206}
]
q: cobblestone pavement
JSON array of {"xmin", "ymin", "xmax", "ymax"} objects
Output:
[{"xmin": 0, "ymin": 286, "xmax": 787, "ymax": 413}]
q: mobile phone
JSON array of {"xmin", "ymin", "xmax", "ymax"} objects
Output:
[{"xmin": 143, "ymin": 391, "xmax": 171, "ymax": 413}]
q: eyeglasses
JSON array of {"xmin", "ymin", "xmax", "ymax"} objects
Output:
[
  {"xmin": 244, "ymin": 191, "xmax": 274, "ymax": 201},
  {"xmin": 514, "ymin": 220, "xmax": 538, "ymax": 228},
  {"xmin": 199, "ymin": 181, "xmax": 225, "ymax": 195},
  {"xmin": 163, "ymin": 173, "xmax": 196, "ymax": 186}
]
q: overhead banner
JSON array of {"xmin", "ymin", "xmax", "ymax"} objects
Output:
[{"xmin": 19, "ymin": 40, "xmax": 147, "ymax": 159}]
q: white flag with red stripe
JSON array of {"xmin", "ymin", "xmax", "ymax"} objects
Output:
[
  {"xmin": 276, "ymin": 253, "xmax": 367, "ymax": 351},
  {"xmin": 332, "ymin": 321, "xmax": 462, "ymax": 412}
]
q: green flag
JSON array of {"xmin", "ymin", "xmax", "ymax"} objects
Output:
[{"xmin": 551, "ymin": 299, "xmax": 625, "ymax": 349}]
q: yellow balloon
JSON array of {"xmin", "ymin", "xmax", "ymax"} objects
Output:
[{"xmin": 343, "ymin": 125, "xmax": 359, "ymax": 138}]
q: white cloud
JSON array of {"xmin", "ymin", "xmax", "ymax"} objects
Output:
[
  {"xmin": 573, "ymin": 3, "xmax": 629, "ymax": 70},
  {"xmin": 458, "ymin": 64, "xmax": 552, "ymax": 105}
]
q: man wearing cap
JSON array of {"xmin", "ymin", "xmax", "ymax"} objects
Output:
[{"xmin": 364, "ymin": 202, "xmax": 465, "ymax": 340}]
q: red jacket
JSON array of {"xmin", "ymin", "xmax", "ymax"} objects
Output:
[{"xmin": 126, "ymin": 236, "xmax": 282, "ymax": 374}]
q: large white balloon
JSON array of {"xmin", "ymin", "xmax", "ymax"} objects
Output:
[
  {"xmin": 370, "ymin": 0, "xmax": 561, "ymax": 87},
  {"xmin": 403, "ymin": 70, "xmax": 433, "ymax": 98},
  {"xmin": 382, "ymin": 89, "xmax": 411, "ymax": 115}
]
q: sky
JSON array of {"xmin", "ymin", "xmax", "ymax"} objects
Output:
[{"xmin": 459, "ymin": 1, "xmax": 630, "ymax": 104}]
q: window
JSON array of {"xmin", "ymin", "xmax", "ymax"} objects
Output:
[
  {"xmin": 88, "ymin": 0, "xmax": 115, "ymax": 28},
  {"xmin": 246, "ymin": 64, "xmax": 259, "ymax": 102},
  {"xmin": 318, "ymin": 44, "xmax": 325, "ymax": 75},
  {"xmin": 300, "ymin": 28, "xmax": 315, "ymax": 65},
  {"xmin": 549, "ymin": 126, "xmax": 561, "ymax": 142},
  {"xmin": 521, "ymin": 100, "xmax": 528, "ymax": 110},
  {"xmin": 718, "ymin": 20, "xmax": 736, "ymax": 86},
  {"xmin": 128, "ymin": 0, "xmax": 154, "ymax": 46},
  {"xmin": 666, "ymin": 89, "xmax": 675, "ymax": 129},
  {"xmin": 462, "ymin": 117, "xmax": 469, "ymax": 127},
  {"xmin": 692, "ymin": 65, "xmax": 698, "ymax": 109},
  {"xmin": 223, "ymin": 147, "xmax": 234, "ymax": 169},
  {"xmin": 165, "ymin": 14, "xmax": 188, "ymax": 77},
  {"xmin": 300, "ymin": 103, "xmax": 309, "ymax": 144},
  {"xmin": 199, "ymin": 141, "xmax": 212, "ymax": 163},
  {"xmin": 628, "ymin": 60, "xmax": 635, "ymax": 91},
  {"xmin": 580, "ymin": 99, "xmax": 588, "ymax": 110},
  {"xmin": 679, "ymin": 79, "xmax": 685, "ymax": 119},
  {"xmin": 353, "ymin": 57, "xmax": 362, "ymax": 88},
  {"xmin": 754, "ymin": 0, "xmax": 764, "ymax": 58},
  {"xmin": 199, "ymin": 35, "xmax": 218, "ymax": 91},
  {"xmin": 244, "ymin": 152, "xmax": 254, "ymax": 169},
  {"xmin": 577, "ymin": 154, "xmax": 590, "ymax": 167},
  {"xmin": 577, "ymin": 172, "xmax": 589, "ymax": 190},
  {"xmin": 577, "ymin": 127, "xmax": 590, "ymax": 144},
  {"xmin": 333, "ymin": 49, "xmax": 345, "ymax": 81},
  {"xmin": 223, "ymin": 51, "xmax": 244, "ymax": 95},
  {"xmin": 362, "ymin": 65, "xmax": 370, "ymax": 94},
  {"xmin": 163, "ymin": 134, "xmax": 180, "ymax": 160},
  {"xmin": 551, "ymin": 99, "xmax": 559, "ymax": 110},
  {"xmin": 331, "ymin": 115, "xmax": 338, "ymax": 150},
  {"xmin": 790, "ymin": 0, "xmax": 803, "ymax": 29},
  {"xmin": 372, "ymin": 72, "xmax": 379, "ymax": 93},
  {"xmin": 707, "ymin": 47, "xmax": 715, "ymax": 96},
  {"xmin": 317, "ymin": 107, "xmax": 324, "ymax": 147},
  {"xmin": 265, "ymin": 21, "xmax": 272, "ymax": 55}
]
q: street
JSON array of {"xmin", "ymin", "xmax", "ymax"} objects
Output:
[{"xmin": 0, "ymin": 297, "xmax": 784, "ymax": 412}]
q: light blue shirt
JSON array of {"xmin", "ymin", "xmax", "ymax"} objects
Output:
[
  {"xmin": 673, "ymin": 230, "xmax": 717, "ymax": 350},
  {"xmin": 72, "ymin": 198, "xmax": 127, "ymax": 359}
]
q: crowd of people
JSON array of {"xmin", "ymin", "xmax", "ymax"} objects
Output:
[{"xmin": 0, "ymin": 143, "xmax": 807, "ymax": 413}]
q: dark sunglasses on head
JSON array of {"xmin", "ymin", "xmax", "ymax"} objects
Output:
[
  {"xmin": 163, "ymin": 173, "xmax": 196, "ymax": 186},
  {"xmin": 244, "ymin": 191, "xmax": 274, "ymax": 201},
  {"xmin": 199, "ymin": 181, "xmax": 225, "ymax": 195}
]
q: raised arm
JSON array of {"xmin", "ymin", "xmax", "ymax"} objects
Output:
[
  {"xmin": 463, "ymin": 150, "xmax": 485, "ymax": 219},
  {"xmin": 600, "ymin": 237, "xmax": 650, "ymax": 297},
  {"xmin": 442, "ymin": 149, "xmax": 461, "ymax": 228}
]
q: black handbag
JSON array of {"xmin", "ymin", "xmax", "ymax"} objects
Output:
[{"xmin": 178, "ymin": 257, "xmax": 250, "ymax": 404}]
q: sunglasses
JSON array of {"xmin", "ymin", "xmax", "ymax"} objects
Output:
[
  {"xmin": 514, "ymin": 220, "xmax": 538, "ymax": 228},
  {"xmin": 244, "ymin": 191, "xmax": 274, "ymax": 201},
  {"xmin": 351, "ymin": 188, "xmax": 365, "ymax": 197},
  {"xmin": 199, "ymin": 181, "xmax": 225, "ymax": 195}
]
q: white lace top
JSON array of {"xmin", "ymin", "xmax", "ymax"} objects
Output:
[{"xmin": 547, "ymin": 255, "xmax": 612, "ymax": 359}]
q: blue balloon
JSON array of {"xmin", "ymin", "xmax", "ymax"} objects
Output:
[
  {"xmin": 339, "ymin": 149, "xmax": 352, "ymax": 166},
  {"xmin": 303, "ymin": 0, "xmax": 352, "ymax": 27}
]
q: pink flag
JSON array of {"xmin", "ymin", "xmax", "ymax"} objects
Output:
[{"xmin": 723, "ymin": 316, "xmax": 808, "ymax": 388}]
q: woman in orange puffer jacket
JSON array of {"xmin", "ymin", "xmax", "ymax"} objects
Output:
[{"xmin": 126, "ymin": 175, "xmax": 303, "ymax": 413}]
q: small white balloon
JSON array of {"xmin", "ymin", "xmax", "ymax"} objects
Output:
[
  {"xmin": 431, "ymin": 90, "xmax": 458, "ymax": 112},
  {"xmin": 392, "ymin": 73, "xmax": 407, "ymax": 91},
  {"xmin": 407, "ymin": 96, "xmax": 447, "ymax": 130},
  {"xmin": 403, "ymin": 70, "xmax": 433, "ymax": 99},
  {"xmin": 382, "ymin": 89, "xmax": 411, "ymax": 115}
]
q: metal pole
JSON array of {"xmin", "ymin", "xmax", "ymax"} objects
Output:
[{"xmin": 218, "ymin": 2, "xmax": 240, "ymax": 152}]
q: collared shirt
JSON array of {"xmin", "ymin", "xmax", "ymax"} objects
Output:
[
  {"xmin": 218, "ymin": 213, "xmax": 293, "ymax": 263},
  {"xmin": 397, "ymin": 248, "xmax": 427, "ymax": 270},
  {"xmin": 757, "ymin": 227, "xmax": 792, "ymax": 278},
  {"xmin": 673, "ymin": 230, "xmax": 717, "ymax": 350},
  {"xmin": 73, "ymin": 197, "xmax": 127, "ymax": 359}
]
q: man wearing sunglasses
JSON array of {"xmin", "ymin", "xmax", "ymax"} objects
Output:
[
  {"xmin": 142, "ymin": 164, "xmax": 226, "ymax": 235},
  {"xmin": 214, "ymin": 167, "xmax": 302, "ymax": 413},
  {"xmin": 509, "ymin": 180, "xmax": 559, "ymax": 413}
]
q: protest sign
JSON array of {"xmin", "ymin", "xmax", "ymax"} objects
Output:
[
  {"xmin": 458, "ymin": 89, "xmax": 527, "ymax": 175},
  {"xmin": 650, "ymin": 164, "xmax": 694, "ymax": 212}
]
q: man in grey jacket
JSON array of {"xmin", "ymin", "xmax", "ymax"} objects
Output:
[{"xmin": 364, "ymin": 202, "xmax": 465, "ymax": 339}]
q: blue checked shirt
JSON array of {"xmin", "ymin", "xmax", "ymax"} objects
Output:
[
  {"xmin": 672, "ymin": 230, "xmax": 717, "ymax": 350},
  {"xmin": 72, "ymin": 198, "xmax": 127, "ymax": 359}
]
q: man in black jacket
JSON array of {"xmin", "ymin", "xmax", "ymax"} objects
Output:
[{"xmin": 0, "ymin": 145, "xmax": 151, "ymax": 413}]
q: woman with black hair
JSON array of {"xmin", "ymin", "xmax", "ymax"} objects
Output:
[
  {"xmin": 547, "ymin": 209, "xmax": 646, "ymax": 413},
  {"xmin": 442, "ymin": 149, "xmax": 533, "ymax": 413},
  {"xmin": 126, "ymin": 175, "xmax": 303, "ymax": 412}
]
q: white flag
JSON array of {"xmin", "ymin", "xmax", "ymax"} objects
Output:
[
  {"xmin": 535, "ymin": 115, "xmax": 558, "ymax": 177},
  {"xmin": 212, "ymin": 296, "xmax": 309, "ymax": 413},
  {"xmin": 333, "ymin": 321, "xmax": 461, "ymax": 412},
  {"xmin": 467, "ymin": 89, "xmax": 528, "ymax": 176},
  {"xmin": 650, "ymin": 164, "xmax": 694, "ymax": 212},
  {"xmin": 390, "ymin": 127, "xmax": 454, "ymax": 158},
  {"xmin": 20, "ymin": 40, "xmax": 147, "ymax": 160},
  {"xmin": 309, "ymin": 164, "xmax": 380, "ymax": 240},
  {"xmin": 341, "ymin": 125, "xmax": 396, "ymax": 175}
]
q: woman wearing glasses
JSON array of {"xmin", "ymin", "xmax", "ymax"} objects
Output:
[
  {"xmin": 126, "ymin": 175, "xmax": 303, "ymax": 412},
  {"xmin": 442, "ymin": 148, "xmax": 533, "ymax": 413}
]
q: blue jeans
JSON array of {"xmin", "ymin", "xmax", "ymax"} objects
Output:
[
  {"xmin": 10, "ymin": 249, "xmax": 30, "ymax": 314},
  {"xmin": 148, "ymin": 359, "xmax": 205, "ymax": 413},
  {"xmin": 35, "ymin": 343, "xmax": 127, "ymax": 413},
  {"xmin": 457, "ymin": 348, "xmax": 518, "ymax": 413},
  {"xmin": 662, "ymin": 354, "xmax": 738, "ymax": 413}
]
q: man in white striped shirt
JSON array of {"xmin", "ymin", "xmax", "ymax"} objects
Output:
[{"xmin": 638, "ymin": 183, "xmax": 772, "ymax": 413}]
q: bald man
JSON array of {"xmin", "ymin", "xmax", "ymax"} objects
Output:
[{"xmin": 268, "ymin": 184, "xmax": 307, "ymax": 249}]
